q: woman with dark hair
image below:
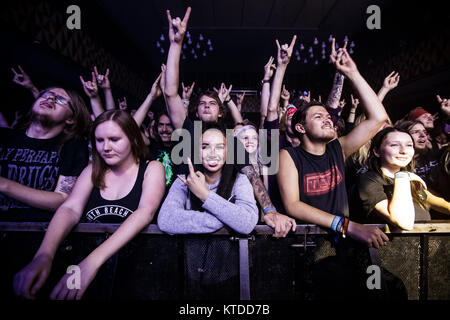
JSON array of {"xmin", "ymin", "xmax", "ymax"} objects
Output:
[
  {"xmin": 13, "ymin": 110, "xmax": 165, "ymax": 299},
  {"xmin": 352, "ymin": 126, "xmax": 449, "ymax": 230},
  {"xmin": 158, "ymin": 123, "xmax": 258, "ymax": 234},
  {"xmin": 157, "ymin": 123, "xmax": 257, "ymax": 299}
]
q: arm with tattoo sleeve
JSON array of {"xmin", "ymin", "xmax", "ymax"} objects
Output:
[
  {"xmin": 326, "ymin": 71, "xmax": 345, "ymax": 110},
  {"xmin": 240, "ymin": 165, "xmax": 296, "ymax": 237}
]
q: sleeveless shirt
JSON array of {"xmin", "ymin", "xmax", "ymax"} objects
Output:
[
  {"xmin": 285, "ymin": 139, "xmax": 349, "ymax": 218},
  {"xmin": 82, "ymin": 161, "xmax": 147, "ymax": 223}
]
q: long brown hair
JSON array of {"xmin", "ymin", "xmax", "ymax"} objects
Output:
[
  {"xmin": 62, "ymin": 88, "xmax": 92, "ymax": 140},
  {"xmin": 369, "ymin": 126, "xmax": 427, "ymax": 209},
  {"xmin": 91, "ymin": 110, "xmax": 149, "ymax": 189},
  {"xmin": 24, "ymin": 87, "xmax": 91, "ymax": 151}
]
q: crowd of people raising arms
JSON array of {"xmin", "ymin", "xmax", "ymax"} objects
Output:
[{"xmin": 1, "ymin": 6, "xmax": 449, "ymax": 300}]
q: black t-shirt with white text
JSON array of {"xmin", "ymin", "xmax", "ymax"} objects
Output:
[{"xmin": 0, "ymin": 128, "xmax": 89, "ymax": 221}]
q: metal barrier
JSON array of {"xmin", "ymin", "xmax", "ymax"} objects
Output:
[{"xmin": 0, "ymin": 222, "xmax": 449, "ymax": 300}]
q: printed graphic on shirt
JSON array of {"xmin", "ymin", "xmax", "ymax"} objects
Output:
[
  {"xmin": 303, "ymin": 164, "xmax": 343, "ymax": 196},
  {"xmin": 85, "ymin": 205, "xmax": 133, "ymax": 221},
  {"xmin": 0, "ymin": 147, "xmax": 60, "ymax": 210},
  {"xmin": 415, "ymin": 160, "xmax": 439, "ymax": 177},
  {"xmin": 156, "ymin": 150, "xmax": 174, "ymax": 186}
]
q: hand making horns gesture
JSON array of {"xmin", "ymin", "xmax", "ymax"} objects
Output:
[
  {"xmin": 276, "ymin": 35, "xmax": 297, "ymax": 66},
  {"xmin": 166, "ymin": 7, "xmax": 192, "ymax": 44}
]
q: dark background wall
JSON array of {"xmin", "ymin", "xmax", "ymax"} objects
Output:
[{"xmin": 1, "ymin": 0, "xmax": 449, "ymax": 125}]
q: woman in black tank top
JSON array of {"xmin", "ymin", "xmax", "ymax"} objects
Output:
[{"xmin": 14, "ymin": 110, "xmax": 166, "ymax": 300}]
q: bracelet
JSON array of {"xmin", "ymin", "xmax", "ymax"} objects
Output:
[
  {"xmin": 182, "ymin": 99, "xmax": 190, "ymax": 106},
  {"xmin": 331, "ymin": 216, "xmax": 343, "ymax": 232},
  {"xmin": 336, "ymin": 217, "xmax": 345, "ymax": 233},
  {"xmin": 349, "ymin": 111, "xmax": 356, "ymax": 114},
  {"xmin": 263, "ymin": 207, "xmax": 276, "ymax": 215},
  {"xmin": 394, "ymin": 171, "xmax": 410, "ymax": 179},
  {"xmin": 261, "ymin": 79, "xmax": 270, "ymax": 84},
  {"xmin": 224, "ymin": 98, "xmax": 231, "ymax": 104},
  {"xmin": 342, "ymin": 218, "xmax": 350, "ymax": 238}
]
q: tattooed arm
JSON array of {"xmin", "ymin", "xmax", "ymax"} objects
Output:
[
  {"xmin": 326, "ymin": 71, "xmax": 345, "ymax": 110},
  {"xmin": 326, "ymin": 38, "xmax": 346, "ymax": 110},
  {"xmin": 240, "ymin": 165, "xmax": 296, "ymax": 237},
  {"xmin": 0, "ymin": 174, "xmax": 78, "ymax": 211}
]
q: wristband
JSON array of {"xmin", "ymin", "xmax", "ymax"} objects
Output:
[
  {"xmin": 261, "ymin": 79, "xmax": 270, "ymax": 84},
  {"xmin": 394, "ymin": 171, "xmax": 410, "ymax": 179},
  {"xmin": 224, "ymin": 98, "xmax": 231, "ymax": 104},
  {"xmin": 263, "ymin": 207, "xmax": 276, "ymax": 215},
  {"xmin": 182, "ymin": 99, "xmax": 190, "ymax": 106},
  {"xmin": 342, "ymin": 218, "xmax": 350, "ymax": 238},
  {"xmin": 331, "ymin": 216, "xmax": 343, "ymax": 232}
]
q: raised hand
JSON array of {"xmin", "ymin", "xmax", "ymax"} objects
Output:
[
  {"xmin": 181, "ymin": 81, "xmax": 196, "ymax": 100},
  {"xmin": 79, "ymin": 72, "xmax": 99, "ymax": 98},
  {"xmin": 351, "ymin": 94, "xmax": 360, "ymax": 109},
  {"xmin": 93, "ymin": 66, "xmax": 111, "ymax": 90},
  {"xmin": 236, "ymin": 91, "xmax": 246, "ymax": 105},
  {"xmin": 118, "ymin": 97, "xmax": 127, "ymax": 110},
  {"xmin": 281, "ymin": 85, "xmax": 290, "ymax": 101},
  {"xmin": 382, "ymin": 71, "xmax": 400, "ymax": 91},
  {"xmin": 437, "ymin": 95, "xmax": 450, "ymax": 117},
  {"xmin": 330, "ymin": 47, "xmax": 358, "ymax": 77},
  {"xmin": 160, "ymin": 64, "xmax": 166, "ymax": 92},
  {"xmin": 303, "ymin": 91, "xmax": 311, "ymax": 103},
  {"xmin": 263, "ymin": 56, "xmax": 276, "ymax": 80},
  {"xmin": 150, "ymin": 72, "xmax": 163, "ymax": 100},
  {"xmin": 11, "ymin": 65, "xmax": 35, "ymax": 89},
  {"xmin": 213, "ymin": 83, "xmax": 233, "ymax": 103},
  {"xmin": 338, "ymin": 98, "xmax": 346, "ymax": 108},
  {"xmin": 166, "ymin": 7, "xmax": 191, "ymax": 44},
  {"xmin": 276, "ymin": 35, "xmax": 297, "ymax": 66},
  {"xmin": 177, "ymin": 157, "xmax": 209, "ymax": 201},
  {"xmin": 330, "ymin": 37, "xmax": 348, "ymax": 61}
]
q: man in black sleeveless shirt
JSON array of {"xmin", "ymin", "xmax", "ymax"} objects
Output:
[{"xmin": 278, "ymin": 46, "xmax": 389, "ymax": 248}]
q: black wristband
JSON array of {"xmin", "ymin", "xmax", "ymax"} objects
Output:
[
  {"xmin": 224, "ymin": 98, "xmax": 231, "ymax": 104},
  {"xmin": 261, "ymin": 79, "xmax": 270, "ymax": 84}
]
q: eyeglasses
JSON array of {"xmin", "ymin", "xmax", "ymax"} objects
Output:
[{"xmin": 39, "ymin": 90, "xmax": 74, "ymax": 113}]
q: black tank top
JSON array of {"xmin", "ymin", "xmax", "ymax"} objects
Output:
[
  {"xmin": 285, "ymin": 139, "xmax": 349, "ymax": 218},
  {"xmin": 82, "ymin": 161, "xmax": 148, "ymax": 223}
]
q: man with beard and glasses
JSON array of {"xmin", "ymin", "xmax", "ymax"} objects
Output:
[{"xmin": 0, "ymin": 87, "xmax": 90, "ymax": 221}]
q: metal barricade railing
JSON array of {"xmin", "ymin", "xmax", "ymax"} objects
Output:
[{"xmin": 0, "ymin": 222, "xmax": 449, "ymax": 300}]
